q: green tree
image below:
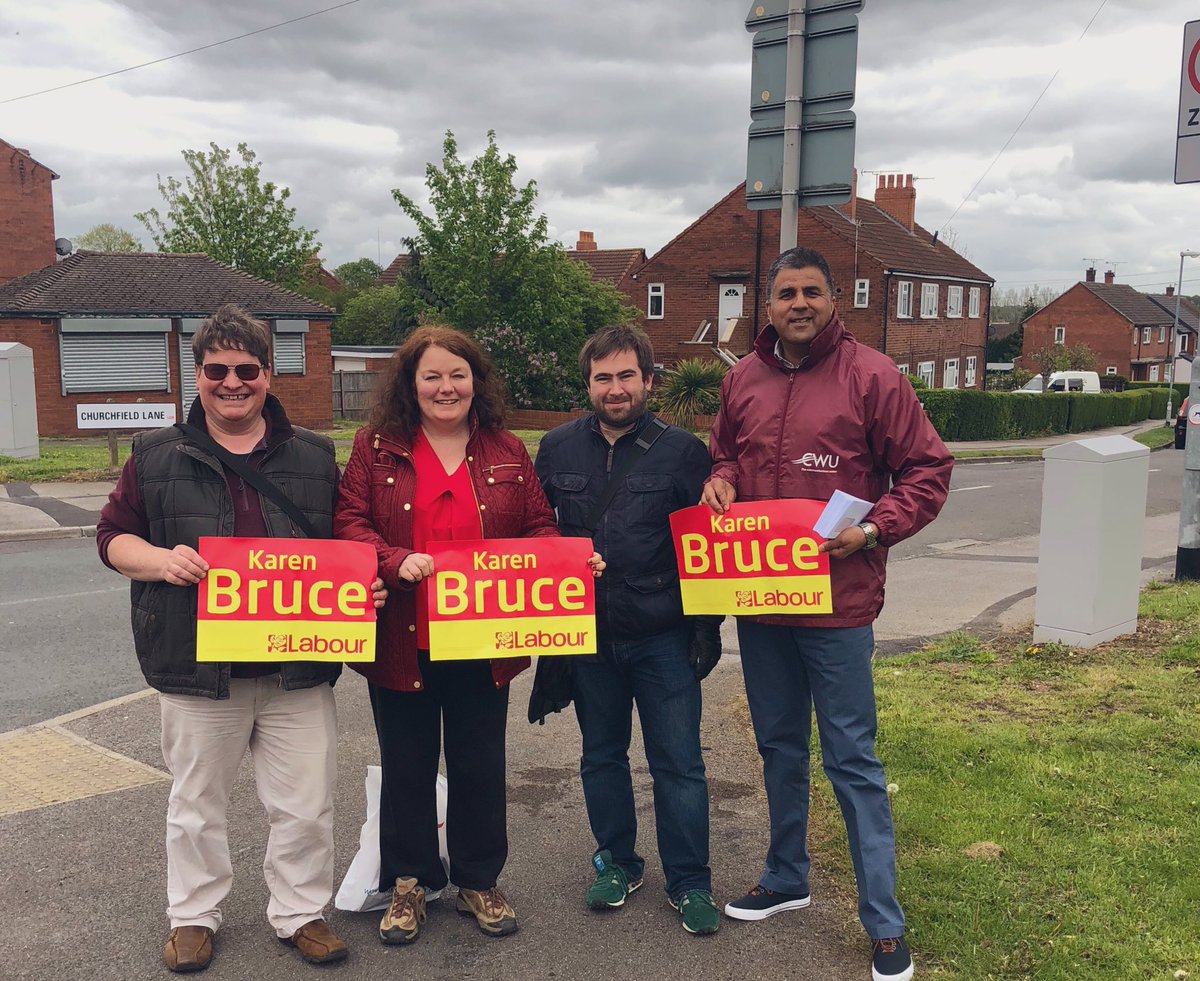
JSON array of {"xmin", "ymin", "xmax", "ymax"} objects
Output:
[
  {"xmin": 334, "ymin": 285, "xmax": 420, "ymax": 346},
  {"xmin": 333, "ymin": 257, "xmax": 384, "ymax": 291},
  {"xmin": 653, "ymin": 358, "xmax": 727, "ymax": 431},
  {"xmin": 135, "ymin": 142, "xmax": 319, "ymax": 287},
  {"xmin": 391, "ymin": 131, "xmax": 635, "ymax": 402},
  {"xmin": 74, "ymin": 223, "xmax": 143, "ymax": 252}
]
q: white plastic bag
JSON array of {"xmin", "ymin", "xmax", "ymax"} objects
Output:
[{"xmin": 335, "ymin": 765, "xmax": 450, "ymax": 912}]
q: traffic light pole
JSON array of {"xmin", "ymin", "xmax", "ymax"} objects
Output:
[
  {"xmin": 1176, "ymin": 354, "xmax": 1200, "ymax": 580},
  {"xmin": 779, "ymin": 0, "xmax": 806, "ymax": 252}
]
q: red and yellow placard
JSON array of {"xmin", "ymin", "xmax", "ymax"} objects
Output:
[
  {"xmin": 670, "ymin": 500, "xmax": 832, "ymax": 615},
  {"xmin": 426, "ymin": 537, "xmax": 596, "ymax": 661},
  {"xmin": 196, "ymin": 537, "xmax": 377, "ymax": 662}
]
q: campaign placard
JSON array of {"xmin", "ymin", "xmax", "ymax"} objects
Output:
[
  {"xmin": 426, "ymin": 537, "xmax": 596, "ymax": 661},
  {"xmin": 196, "ymin": 537, "xmax": 377, "ymax": 662},
  {"xmin": 670, "ymin": 500, "xmax": 832, "ymax": 615}
]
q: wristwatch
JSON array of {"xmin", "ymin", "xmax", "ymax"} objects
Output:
[{"xmin": 857, "ymin": 521, "xmax": 879, "ymax": 550}]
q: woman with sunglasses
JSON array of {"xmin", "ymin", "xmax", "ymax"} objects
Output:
[{"xmin": 334, "ymin": 324, "xmax": 601, "ymax": 946}]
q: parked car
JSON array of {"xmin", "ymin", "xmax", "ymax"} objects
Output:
[
  {"xmin": 1176, "ymin": 398, "xmax": 1188, "ymax": 449},
  {"xmin": 1045, "ymin": 370, "xmax": 1102, "ymax": 393}
]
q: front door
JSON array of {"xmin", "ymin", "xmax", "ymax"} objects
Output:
[{"xmin": 717, "ymin": 284, "xmax": 745, "ymax": 343}]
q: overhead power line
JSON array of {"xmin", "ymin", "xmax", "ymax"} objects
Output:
[{"xmin": 1, "ymin": 0, "xmax": 370, "ymax": 106}]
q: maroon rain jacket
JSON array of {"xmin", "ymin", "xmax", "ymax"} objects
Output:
[{"xmin": 708, "ymin": 313, "xmax": 953, "ymax": 628}]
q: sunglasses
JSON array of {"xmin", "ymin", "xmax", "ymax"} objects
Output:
[{"xmin": 200, "ymin": 363, "xmax": 266, "ymax": 382}]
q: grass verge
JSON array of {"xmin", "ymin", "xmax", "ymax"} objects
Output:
[
  {"xmin": 798, "ymin": 584, "xmax": 1200, "ymax": 979},
  {"xmin": 1134, "ymin": 425, "xmax": 1177, "ymax": 451}
]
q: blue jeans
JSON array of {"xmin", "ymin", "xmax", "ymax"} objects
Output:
[
  {"xmin": 572, "ymin": 624, "xmax": 711, "ymax": 900},
  {"xmin": 737, "ymin": 619, "xmax": 905, "ymax": 939}
]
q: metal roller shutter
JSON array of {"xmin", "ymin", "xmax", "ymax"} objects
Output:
[
  {"xmin": 273, "ymin": 333, "xmax": 306, "ymax": 374},
  {"xmin": 179, "ymin": 320, "xmax": 204, "ymax": 417},
  {"xmin": 60, "ymin": 332, "xmax": 170, "ymax": 394}
]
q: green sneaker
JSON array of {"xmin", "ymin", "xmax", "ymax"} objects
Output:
[
  {"xmin": 671, "ymin": 889, "xmax": 720, "ymax": 935},
  {"xmin": 585, "ymin": 850, "xmax": 643, "ymax": 909}
]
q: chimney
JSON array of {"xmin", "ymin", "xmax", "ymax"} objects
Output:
[
  {"xmin": 1085, "ymin": 267, "xmax": 1096, "ymax": 283},
  {"xmin": 575, "ymin": 231, "xmax": 597, "ymax": 252},
  {"xmin": 1167, "ymin": 285, "xmax": 1176, "ymax": 297},
  {"xmin": 874, "ymin": 173, "xmax": 916, "ymax": 232},
  {"xmin": 1104, "ymin": 269, "xmax": 1115, "ymax": 285},
  {"xmin": 838, "ymin": 168, "xmax": 859, "ymax": 222}
]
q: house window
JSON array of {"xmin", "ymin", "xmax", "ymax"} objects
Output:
[
  {"xmin": 59, "ymin": 318, "xmax": 171, "ymax": 395},
  {"xmin": 897, "ymin": 281, "xmax": 913, "ymax": 318},
  {"xmin": 917, "ymin": 361, "xmax": 935, "ymax": 387},
  {"xmin": 1159, "ymin": 325, "xmax": 1167, "ymax": 342},
  {"xmin": 947, "ymin": 286, "xmax": 963, "ymax": 318},
  {"xmin": 965, "ymin": 356, "xmax": 977, "ymax": 387},
  {"xmin": 943, "ymin": 358, "xmax": 959, "ymax": 389},
  {"xmin": 1150, "ymin": 364, "xmax": 1160, "ymax": 382},
  {"xmin": 1054, "ymin": 325, "xmax": 1066, "ymax": 345},
  {"xmin": 854, "ymin": 279, "xmax": 869, "ymax": 308},
  {"xmin": 1142, "ymin": 326, "xmax": 1152, "ymax": 344},
  {"xmin": 647, "ymin": 283, "xmax": 664, "ymax": 319},
  {"xmin": 968, "ymin": 287, "xmax": 981, "ymax": 319},
  {"xmin": 1106, "ymin": 366, "xmax": 1117, "ymax": 374},
  {"xmin": 272, "ymin": 320, "xmax": 308, "ymax": 375},
  {"xmin": 920, "ymin": 284, "xmax": 939, "ymax": 318},
  {"xmin": 896, "ymin": 362, "xmax": 910, "ymax": 375}
]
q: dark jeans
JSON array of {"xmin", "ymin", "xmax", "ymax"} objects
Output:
[
  {"xmin": 736, "ymin": 619, "xmax": 904, "ymax": 939},
  {"xmin": 369, "ymin": 653, "xmax": 509, "ymax": 893},
  {"xmin": 572, "ymin": 624, "xmax": 711, "ymax": 900}
]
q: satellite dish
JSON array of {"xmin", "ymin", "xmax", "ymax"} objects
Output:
[{"xmin": 55, "ymin": 238, "xmax": 73, "ymax": 256}]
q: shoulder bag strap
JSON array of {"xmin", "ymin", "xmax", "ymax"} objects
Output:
[
  {"xmin": 177, "ymin": 423, "xmax": 319, "ymax": 539},
  {"xmin": 581, "ymin": 416, "xmax": 670, "ymax": 535}
]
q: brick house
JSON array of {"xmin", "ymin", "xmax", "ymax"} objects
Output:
[
  {"xmin": 1021, "ymin": 269, "xmax": 1181, "ymax": 382},
  {"xmin": 0, "ymin": 252, "xmax": 334, "ymax": 436},
  {"xmin": 567, "ymin": 231, "xmax": 646, "ymax": 289},
  {"xmin": 574, "ymin": 176, "xmax": 992, "ymax": 388},
  {"xmin": 0, "ymin": 140, "xmax": 59, "ymax": 284},
  {"xmin": 1146, "ymin": 287, "xmax": 1199, "ymax": 385}
]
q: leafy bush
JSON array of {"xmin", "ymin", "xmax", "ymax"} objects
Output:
[
  {"xmin": 919, "ymin": 387, "xmax": 1164, "ymax": 440},
  {"xmin": 474, "ymin": 322, "xmax": 581, "ymax": 411},
  {"xmin": 654, "ymin": 358, "xmax": 727, "ymax": 431},
  {"xmin": 906, "ymin": 373, "xmax": 928, "ymax": 390}
]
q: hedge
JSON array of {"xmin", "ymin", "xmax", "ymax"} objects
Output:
[{"xmin": 919, "ymin": 387, "xmax": 1171, "ymax": 441}]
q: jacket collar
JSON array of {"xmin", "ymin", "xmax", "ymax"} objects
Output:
[
  {"xmin": 185, "ymin": 392, "xmax": 292, "ymax": 450},
  {"xmin": 753, "ymin": 311, "xmax": 848, "ymax": 371},
  {"xmin": 587, "ymin": 408, "xmax": 659, "ymax": 443}
]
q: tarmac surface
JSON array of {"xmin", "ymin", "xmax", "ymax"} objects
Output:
[{"xmin": 0, "ymin": 420, "xmax": 1180, "ymax": 980}]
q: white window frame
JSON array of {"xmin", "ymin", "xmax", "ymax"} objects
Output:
[
  {"xmin": 896, "ymin": 362, "xmax": 910, "ymax": 375},
  {"xmin": 897, "ymin": 281, "xmax": 913, "ymax": 319},
  {"xmin": 968, "ymin": 287, "xmax": 981, "ymax": 319},
  {"xmin": 943, "ymin": 358, "xmax": 959, "ymax": 389},
  {"xmin": 1142, "ymin": 326, "xmax": 1152, "ymax": 344},
  {"xmin": 965, "ymin": 356, "xmax": 977, "ymax": 387},
  {"xmin": 917, "ymin": 361, "xmax": 935, "ymax": 387},
  {"xmin": 854, "ymin": 279, "xmax": 869, "ymax": 308},
  {"xmin": 946, "ymin": 285, "xmax": 963, "ymax": 319},
  {"xmin": 647, "ymin": 283, "xmax": 664, "ymax": 320},
  {"xmin": 920, "ymin": 283, "xmax": 939, "ymax": 318},
  {"xmin": 1159, "ymin": 325, "xmax": 1167, "ymax": 342},
  {"xmin": 1054, "ymin": 325, "xmax": 1066, "ymax": 345},
  {"xmin": 1106, "ymin": 366, "xmax": 1118, "ymax": 375}
]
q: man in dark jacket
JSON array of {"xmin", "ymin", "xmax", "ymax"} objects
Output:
[
  {"xmin": 703, "ymin": 248, "xmax": 953, "ymax": 981},
  {"xmin": 98, "ymin": 305, "xmax": 376, "ymax": 972},
  {"xmin": 535, "ymin": 324, "xmax": 722, "ymax": 936}
]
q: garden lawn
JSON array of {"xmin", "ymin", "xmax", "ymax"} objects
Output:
[{"xmin": 802, "ymin": 583, "xmax": 1200, "ymax": 979}]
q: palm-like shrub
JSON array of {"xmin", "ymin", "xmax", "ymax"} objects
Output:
[{"xmin": 654, "ymin": 358, "xmax": 727, "ymax": 431}]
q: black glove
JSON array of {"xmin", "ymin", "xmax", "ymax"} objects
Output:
[{"xmin": 686, "ymin": 615, "xmax": 725, "ymax": 681}]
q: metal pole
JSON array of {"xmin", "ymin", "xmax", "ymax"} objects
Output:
[
  {"xmin": 778, "ymin": 0, "xmax": 806, "ymax": 253},
  {"xmin": 1177, "ymin": 354, "xmax": 1200, "ymax": 579},
  {"xmin": 1167, "ymin": 251, "xmax": 1199, "ymax": 424}
]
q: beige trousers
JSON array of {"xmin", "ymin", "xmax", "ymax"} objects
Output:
[{"xmin": 159, "ymin": 677, "xmax": 337, "ymax": 937}]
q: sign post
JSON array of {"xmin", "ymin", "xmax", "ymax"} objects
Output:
[{"xmin": 1176, "ymin": 19, "xmax": 1200, "ymax": 184}]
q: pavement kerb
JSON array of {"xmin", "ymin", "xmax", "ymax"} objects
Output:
[{"xmin": 0, "ymin": 524, "xmax": 96, "ymax": 544}]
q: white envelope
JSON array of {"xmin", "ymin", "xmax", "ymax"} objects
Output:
[{"xmin": 813, "ymin": 490, "xmax": 874, "ymax": 539}]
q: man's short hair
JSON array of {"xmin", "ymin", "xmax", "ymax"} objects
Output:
[
  {"xmin": 192, "ymin": 304, "xmax": 271, "ymax": 367},
  {"xmin": 579, "ymin": 324, "xmax": 655, "ymax": 383},
  {"xmin": 766, "ymin": 247, "xmax": 836, "ymax": 299}
]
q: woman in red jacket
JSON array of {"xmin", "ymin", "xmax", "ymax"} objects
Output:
[{"xmin": 334, "ymin": 325, "xmax": 595, "ymax": 945}]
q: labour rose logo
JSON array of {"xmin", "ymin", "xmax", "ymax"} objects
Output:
[
  {"xmin": 735, "ymin": 590, "xmax": 754, "ymax": 608},
  {"xmin": 495, "ymin": 630, "xmax": 516, "ymax": 649},
  {"xmin": 267, "ymin": 634, "xmax": 288, "ymax": 653}
]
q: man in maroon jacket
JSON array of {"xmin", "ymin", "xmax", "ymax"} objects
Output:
[{"xmin": 702, "ymin": 247, "xmax": 952, "ymax": 981}]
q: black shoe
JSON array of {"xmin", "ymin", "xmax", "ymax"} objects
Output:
[
  {"xmin": 722, "ymin": 884, "xmax": 811, "ymax": 921},
  {"xmin": 872, "ymin": 936, "xmax": 913, "ymax": 981}
]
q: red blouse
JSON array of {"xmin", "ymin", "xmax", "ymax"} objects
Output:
[{"xmin": 411, "ymin": 429, "xmax": 483, "ymax": 649}]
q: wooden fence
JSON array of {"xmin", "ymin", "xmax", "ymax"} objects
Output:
[{"xmin": 332, "ymin": 371, "xmax": 379, "ymax": 421}]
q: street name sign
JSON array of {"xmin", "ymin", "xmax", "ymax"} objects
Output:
[
  {"xmin": 76, "ymin": 403, "xmax": 177, "ymax": 429},
  {"xmin": 1177, "ymin": 19, "xmax": 1200, "ymax": 184}
]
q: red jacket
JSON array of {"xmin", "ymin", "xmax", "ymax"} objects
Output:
[
  {"xmin": 334, "ymin": 425, "xmax": 559, "ymax": 692},
  {"xmin": 708, "ymin": 314, "xmax": 953, "ymax": 627}
]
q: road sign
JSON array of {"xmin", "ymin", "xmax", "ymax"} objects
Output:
[
  {"xmin": 745, "ymin": 0, "xmax": 863, "ymax": 211},
  {"xmin": 76, "ymin": 403, "xmax": 177, "ymax": 430},
  {"xmin": 1177, "ymin": 19, "xmax": 1200, "ymax": 184}
]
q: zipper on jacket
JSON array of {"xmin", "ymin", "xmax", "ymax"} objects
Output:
[
  {"xmin": 481, "ymin": 463, "xmax": 521, "ymax": 475},
  {"xmin": 774, "ymin": 371, "xmax": 797, "ymax": 500}
]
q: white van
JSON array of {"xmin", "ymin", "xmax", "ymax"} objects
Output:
[{"xmin": 1045, "ymin": 370, "xmax": 1101, "ymax": 393}]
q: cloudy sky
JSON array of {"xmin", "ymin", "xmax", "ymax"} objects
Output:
[{"xmin": 2, "ymin": 0, "xmax": 1198, "ymax": 297}]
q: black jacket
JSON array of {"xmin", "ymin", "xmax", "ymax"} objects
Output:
[
  {"xmin": 128, "ymin": 395, "xmax": 341, "ymax": 698},
  {"xmin": 535, "ymin": 411, "xmax": 710, "ymax": 640}
]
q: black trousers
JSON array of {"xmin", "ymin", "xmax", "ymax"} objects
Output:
[{"xmin": 369, "ymin": 654, "xmax": 510, "ymax": 892}]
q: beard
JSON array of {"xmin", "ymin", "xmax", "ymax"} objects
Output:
[{"xmin": 592, "ymin": 391, "xmax": 648, "ymax": 429}]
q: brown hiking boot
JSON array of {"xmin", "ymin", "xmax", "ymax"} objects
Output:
[
  {"xmin": 379, "ymin": 877, "xmax": 426, "ymax": 944},
  {"xmin": 283, "ymin": 918, "xmax": 348, "ymax": 964},
  {"xmin": 456, "ymin": 887, "xmax": 518, "ymax": 937},
  {"xmin": 163, "ymin": 925, "xmax": 213, "ymax": 973}
]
